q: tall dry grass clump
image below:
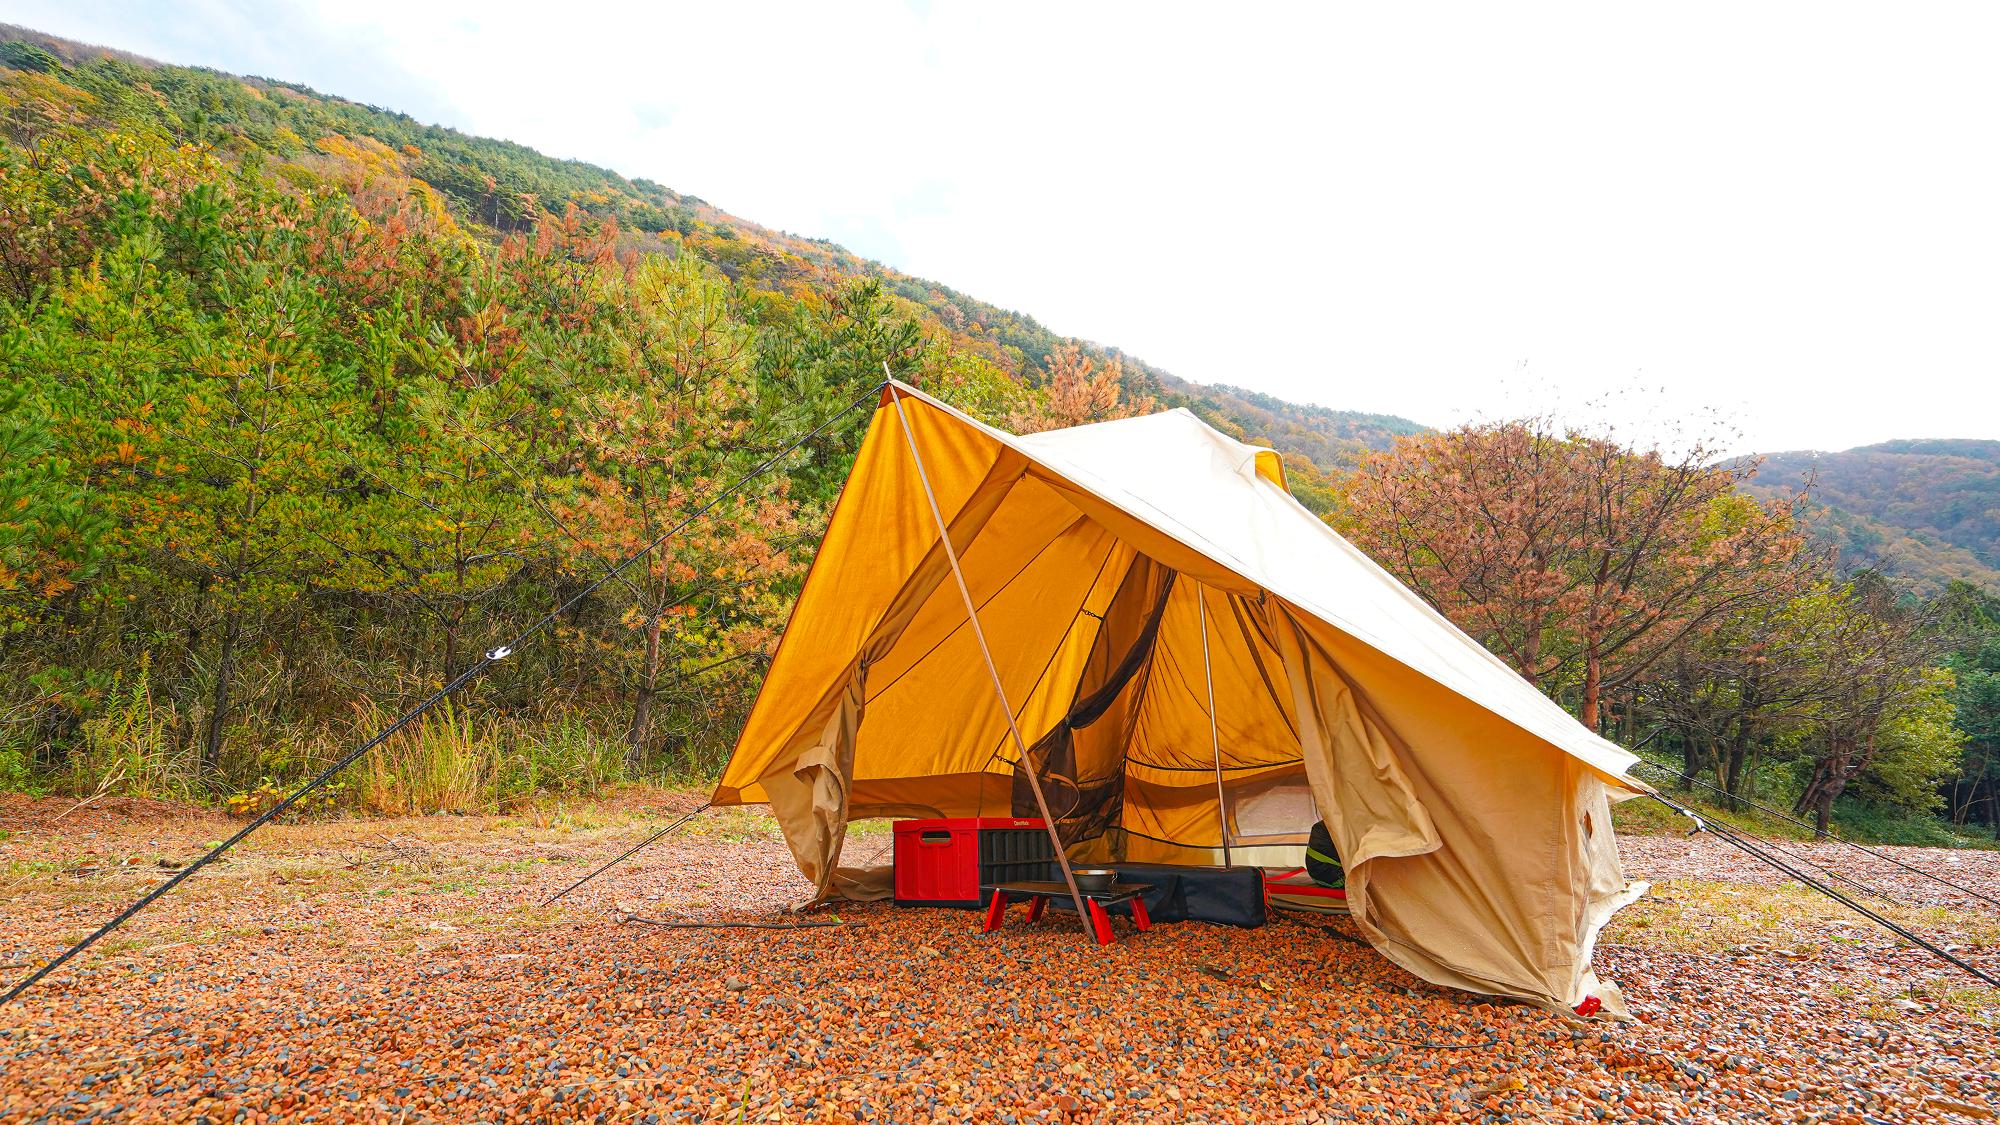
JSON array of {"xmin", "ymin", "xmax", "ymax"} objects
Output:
[{"xmin": 354, "ymin": 700, "xmax": 626, "ymax": 815}]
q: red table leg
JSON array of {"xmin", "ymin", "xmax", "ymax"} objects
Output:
[
  {"xmin": 982, "ymin": 891, "xmax": 1009, "ymax": 933},
  {"xmin": 1087, "ymin": 898, "xmax": 1114, "ymax": 945},
  {"xmin": 1129, "ymin": 894, "xmax": 1152, "ymax": 933},
  {"xmin": 1026, "ymin": 895, "xmax": 1047, "ymax": 924}
]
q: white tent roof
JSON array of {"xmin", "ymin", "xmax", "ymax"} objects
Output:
[{"xmin": 1010, "ymin": 404, "xmax": 1642, "ymax": 788}]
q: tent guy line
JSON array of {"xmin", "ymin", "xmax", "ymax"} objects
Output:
[
  {"xmin": 1630, "ymin": 770, "xmax": 1908, "ymax": 910},
  {"xmin": 1651, "ymin": 793, "xmax": 2000, "ymax": 989},
  {"xmin": 1633, "ymin": 759, "xmax": 2000, "ymax": 911},
  {"xmin": 0, "ymin": 386, "xmax": 885, "ymax": 1008},
  {"xmin": 885, "ymin": 378, "xmax": 1096, "ymax": 937},
  {"xmin": 542, "ymin": 801, "xmax": 715, "ymax": 907}
]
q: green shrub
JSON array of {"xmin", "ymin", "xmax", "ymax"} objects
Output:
[
  {"xmin": 498, "ymin": 712, "xmax": 625, "ymax": 802},
  {"xmin": 0, "ymin": 729, "xmax": 33, "ymax": 793},
  {"xmin": 1831, "ymin": 797, "xmax": 2000, "ymax": 850},
  {"xmin": 66, "ymin": 669, "xmax": 203, "ymax": 802}
]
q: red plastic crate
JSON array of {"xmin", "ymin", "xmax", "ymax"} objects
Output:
[{"xmin": 892, "ymin": 817, "xmax": 1052, "ymax": 908}]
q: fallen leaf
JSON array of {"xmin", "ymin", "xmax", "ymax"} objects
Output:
[
  {"xmin": 1921, "ymin": 1097, "xmax": 1996, "ymax": 1120},
  {"xmin": 1469, "ymin": 1075, "xmax": 1526, "ymax": 1100}
]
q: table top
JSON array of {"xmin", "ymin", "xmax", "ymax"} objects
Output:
[{"xmin": 982, "ymin": 880, "xmax": 1152, "ymax": 903}]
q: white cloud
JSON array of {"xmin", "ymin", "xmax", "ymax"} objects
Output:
[{"xmin": 11, "ymin": 0, "xmax": 2000, "ymax": 452}]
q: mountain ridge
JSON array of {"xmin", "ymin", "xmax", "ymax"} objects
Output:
[
  {"xmin": 0, "ymin": 23, "xmax": 1425, "ymax": 496},
  {"xmin": 1743, "ymin": 439, "xmax": 2000, "ymax": 594}
]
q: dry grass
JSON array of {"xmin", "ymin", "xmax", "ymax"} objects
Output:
[{"xmin": 1613, "ymin": 877, "xmax": 2000, "ymax": 951}]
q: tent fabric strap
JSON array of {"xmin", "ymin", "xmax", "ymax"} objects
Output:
[
  {"xmin": 1012, "ymin": 560, "xmax": 1176, "ymax": 847},
  {"xmin": 1196, "ymin": 582, "xmax": 1232, "ymax": 867}
]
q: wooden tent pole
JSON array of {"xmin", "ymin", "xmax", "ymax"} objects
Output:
[
  {"xmin": 1196, "ymin": 582, "xmax": 1232, "ymax": 867},
  {"xmin": 885, "ymin": 382, "xmax": 1095, "ymax": 941}
]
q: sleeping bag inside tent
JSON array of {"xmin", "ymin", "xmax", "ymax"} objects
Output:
[{"xmin": 712, "ymin": 381, "xmax": 1651, "ymax": 1015}]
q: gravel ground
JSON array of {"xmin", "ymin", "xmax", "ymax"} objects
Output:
[{"xmin": 1, "ymin": 791, "xmax": 1996, "ymax": 1124}]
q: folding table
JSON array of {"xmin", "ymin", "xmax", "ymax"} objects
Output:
[{"xmin": 980, "ymin": 880, "xmax": 1154, "ymax": 945}]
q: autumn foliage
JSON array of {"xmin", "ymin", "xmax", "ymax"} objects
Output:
[
  {"xmin": 1340, "ymin": 419, "xmax": 1987, "ymax": 835},
  {"xmin": 1, "ymin": 35, "xmax": 1994, "ymax": 837},
  {"xmin": 1340, "ymin": 419, "xmax": 1809, "ymax": 730},
  {"xmin": 1006, "ymin": 344, "xmax": 1155, "ymax": 433}
]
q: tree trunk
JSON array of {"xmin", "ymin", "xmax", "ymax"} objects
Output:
[
  {"xmin": 176, "ymin": 577, "xmax": 215, "ymax": 749},
  {"xmin": 181, "ymin": 578, "xmax": 213, "ymax": 679},
  {"xmin": 626, "ymin": 614, "xmax": 663, "ymax": 772},
  {"xmin": 202, "ymin": 614, "xmax": 242, "ymax": 781},
  {"xmin": 1720, "ymin": 714, "xmax": 1755, "ymax": 812},
  {"xmin": 445, "ymin": 553, "xmax": 466, "ymax": 674},
  {"xmin": 1990, "ymin": 766, "xmax": 1999, "ymax": 841},
  {"xmin": 1520, "ymin": 619, "xmax": 1543, "ymax": 687},
  {"xmin": 1795, "ymin": 747, "xmax": 1848, "ymax": 838},
  {"xmin": 1580, "ymin": 639, "xmax": 1602, "ymax": 731}
]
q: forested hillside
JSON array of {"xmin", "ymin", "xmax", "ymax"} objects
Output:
[
  {"xmin": 1746, "ymin": 441, "xmax": 2000, "ymax": 596},
  {"xmin": 0, "ymin": 25, "xmax": 1418, "ymax": 485}
]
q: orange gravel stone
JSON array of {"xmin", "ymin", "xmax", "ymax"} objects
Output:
[{"xmin": 1, "ymin": 792, "xmax": 1996, "ymax": 1123}]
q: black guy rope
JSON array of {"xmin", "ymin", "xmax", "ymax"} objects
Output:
[
  {"xmin": 1634, "ymin": 759, "xmax": 2000, "ymax": 911},
  {"xmin": 619, "ymin": 916, "xmax": 861, "ymax": 930},
  {"xmin": 542, "ymin": 801, "xmax": 712, "ymax": 907},
  {"xmin": 1650, "ymin": 794, "xmax": 2000, "ymax": 989},
  {"xmin": 1626, "ymin": 765, "xmax": 1906, "ymax": 909},
  {"xmin": 1, "ymin": 385, "xmax": 883, "ymax": 1007}
]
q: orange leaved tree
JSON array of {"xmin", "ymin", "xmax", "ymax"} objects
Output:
[
  {"xmin": 1007, "ymin": 343, "xmax": 1155, "ymax": 434},
  {"xmin": 1339, "ymin": 418, "xmax": 1807, "ymax": 732}
]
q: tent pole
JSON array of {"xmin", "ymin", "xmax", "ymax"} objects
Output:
[
  {"xmin": 1196, "ymin": 582, "xmax": 1232, "ymax": 868},
  {"xmin": 885, "ymin": 381, "xmax": 1096, "ymax": 942}
]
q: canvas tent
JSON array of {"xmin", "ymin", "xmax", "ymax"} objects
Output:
[{"xmin": 714, "ymin": 381, "xmax": 1651, "ymax": 1014}]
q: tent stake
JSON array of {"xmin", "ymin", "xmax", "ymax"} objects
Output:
[
  {"xmin": 1196, "ymin": 583, "xmax": 1233, "ymax": 868},
  {"xmin": 885, "ymin": 380, "xmax": 1095, "ymax": 942}
]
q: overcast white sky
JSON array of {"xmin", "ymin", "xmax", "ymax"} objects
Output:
[{"xmin": 12, "ymin": 1, "xmax": 2000, "ymax": 452}]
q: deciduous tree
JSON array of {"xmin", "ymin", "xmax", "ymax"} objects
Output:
[
  {"xmin": 557, "ymin": 255, "xmax": 804, "ymax": 766},
  {"xmin": 1340, "ymin": 418, "xmax": 1807, "ymax": 730}
]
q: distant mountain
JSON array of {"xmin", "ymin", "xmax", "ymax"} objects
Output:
[
  {"xmin": 1743, "ymin": 440, "xmax": 2000, "ymax": 595},
  {"xmin": 1161, "ymin": 378, "xmax": 1428, "ymax": 468}
]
